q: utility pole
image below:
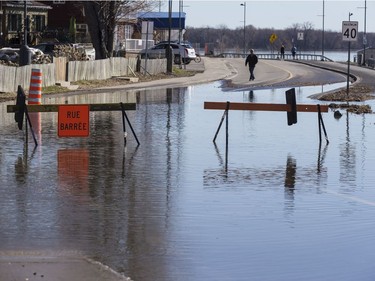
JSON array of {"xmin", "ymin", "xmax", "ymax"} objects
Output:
[
  {"xmin": 363, "ymin": 0, "xmax": 367, "ymax": 65},
  {"xmin": 346, "ymin": 12, "xmax": 353, "ymax": 98},
  {"xmin": 240, "ymin": 2, "xmax": 246, "ymax": 54},
  {"xmin": 19, "ymin": 1, "xmax": 31, "ymax": 66},
  {"xmin": 167, "ymin": 0, "xmax": 173, "ymax": 73},
  {"xmin": 322, "ymin": 0, "xmax": 325, "ymax": 59}
]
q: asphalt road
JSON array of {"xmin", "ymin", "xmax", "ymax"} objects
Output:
[
  {"xmin": 76, "ymin": 56, "xmax": 373, "ymax": 96},
  {"xmin": 217, "ymin": 58, "xmax": 349, "ymax": 90},
  {"xmin": 187, "ymin": 57, "xmax": 375, "ymax": 96}
]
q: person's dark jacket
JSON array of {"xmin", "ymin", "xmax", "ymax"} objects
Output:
[{"xmin": 245, "ymin": 54, "xmax": 258, "ymax": 67}]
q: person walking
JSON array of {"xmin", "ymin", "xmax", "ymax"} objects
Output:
[
  {"xmin": 280, "ymin": 44, "xmax": 285, "ymax": 60},
  {"xmin": 291, "ymin": 45, "xmax": 297, "ymax": 59},
  {"xmin": 245, "ymin": 49, "xmax": 258, "ymax": 81}
]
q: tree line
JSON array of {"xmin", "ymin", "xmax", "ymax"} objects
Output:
[
  {"xmin": 72, "ymin": 1, "xmax": 373, "ymax": 59},
  {"xmin": 184, "ymin": 22, "xmax": 374, "ymax": 53}
]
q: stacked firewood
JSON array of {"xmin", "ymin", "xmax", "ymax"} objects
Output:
[
  {"xmin": 53, "ymin": 44, "xmax": 89, "ymax": 61},
  {"xmin": 32, "ymin": 53, "xmax": 52, "ymax": 64},
  {"xmin": 0, "ymin": 59, "xmax": 18, "ymax": 66},
  {"xmin": 32, "ymin": 49, "xmax": 52, "ymax": 64}
]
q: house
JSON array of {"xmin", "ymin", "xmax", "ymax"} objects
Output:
[
  {"xmin": 41, "ymin": 1, "xmax": 89, "ymax": 43},
  {"xmin": 0, "ymin": 2, "xmax": 188, "ymax": 55},
  {"xmin": 113, "ymin": 11, "xmax": 138, "ymax": 53},
  {"xmin": 0, "ymin": 1, "xmax": 51, "ymax": 46}
]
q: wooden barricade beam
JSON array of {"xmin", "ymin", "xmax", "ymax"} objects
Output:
[
  {"xmin": 7, "ymin": 103, "xmax": 136, "ymax": 113},
  {"xmin": 204, "ymin": 100, "xmax": 330, "ymax": 147},
  {"xmin": 204, "ymin": 102, "xmax": 329, "ymax": 113}
]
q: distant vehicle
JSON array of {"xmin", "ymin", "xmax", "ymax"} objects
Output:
[{"xmin": 140, "ymin": 42, "xmax": 196, "ymax": 64}]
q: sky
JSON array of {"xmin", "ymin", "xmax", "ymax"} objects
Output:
[{"xmin": 162, "ymin": 1, "xmax": 373, "ymax": 33}]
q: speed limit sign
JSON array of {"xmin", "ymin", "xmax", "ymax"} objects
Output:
[{"xmin": 342, "ymin": 21, "xmax": 358, "ymax": 42}]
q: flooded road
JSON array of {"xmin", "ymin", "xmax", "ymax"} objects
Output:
[{"xmin": 1, "ymin": 82, "xmax": 375, "ymax": 281}]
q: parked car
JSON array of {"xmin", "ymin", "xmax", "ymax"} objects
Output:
[{"xmin": 140, "ymin": 42, "xmax": 196, "ymax": 64}]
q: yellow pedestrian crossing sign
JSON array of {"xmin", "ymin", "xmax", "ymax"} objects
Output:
[{"xmin": 269, "ymin": 33, "xmax": 277, "ymax": 44}]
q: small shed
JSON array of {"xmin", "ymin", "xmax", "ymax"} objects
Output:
[
  {"xmin": 357, "ymin": 47, "xmax": 375, "ymax": 67},
  {"xmin": 137, "ymin": 11, "xmax": 186, "ymax": 42}
]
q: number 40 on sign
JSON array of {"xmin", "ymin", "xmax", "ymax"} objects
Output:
[{"xmin": 342, "ymin": 21, "xmax": 358, "ymax": 42}]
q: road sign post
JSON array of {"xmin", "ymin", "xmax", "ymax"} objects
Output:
[
  {"xmin": 342, "ymin": 20, "xmax": 358, "ymax": 98},
  {"xmin": 269, "ymin": 33, "xmax": 277, "ymax": 54},
  {"xmin": 342, "ymin": 21, "xmax": 358, "ymax": 41}
]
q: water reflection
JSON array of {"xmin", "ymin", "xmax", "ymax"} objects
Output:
[
  {"xmin": 203, "ymin": 152, "xmax": 328, "ymax": 189},
  {"xmin": 14, "ymin": 150, "xmax": 29, "ymax": 184},
  {"xmin": 14, "ymin": 144, "xmax": 38, "ymax": 184},
  {"xmin": 284, "ymin": 155, "xmax": 296, "ymax": 191},
  {"xmin": 244, "ymin": 90, "xmax": 255, "ymax": 102},
  {"xmin": 340, "ymin": 111, "xmax": 357, "ymax": 190},
  {"xmin": 317, "ymin": 143, "xmax": 329, "ymax": 174},
  {"xmin": 1, "ymin": 82, "xmax": 375, "ymax": 281},
  {"xmin": 284, "ymin": 155, "xmax": 296, "ymax": 219},
  {"xmin": 57, "ymin": 149, "xmax": 89, "ymax": 194}
]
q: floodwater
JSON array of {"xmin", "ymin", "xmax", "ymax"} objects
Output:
[{"xmin": 1, "ymin": 81, "xmax": 375, "ymax": 281}]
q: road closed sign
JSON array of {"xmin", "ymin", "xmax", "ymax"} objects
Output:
[
  {"xmin": 58, "ymin": 105, "xmax": 90, "ymax": 137},
  {"xmin": 342, "ymin": 21, "xmax": 358, "ymax": 42}
]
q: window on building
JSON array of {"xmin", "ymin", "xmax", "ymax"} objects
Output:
[
  {"xmin": 8, "ymin": 14, "xmax": 21, "ymax": 31},
  {"xmin": 76, "ymin": 24, "xmax": 88, "ymax": 35},
  {"xmin": 125, "ymin": 25, "xmax": 131, "ymax": 40},
  {"xmin": 33, "ymin": 15, "xmax": 46, "ymax": 32}
]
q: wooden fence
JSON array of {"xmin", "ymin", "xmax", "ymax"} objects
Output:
[{"xmin": 0, "ymin": 57, "xmax": 167, "ymax": 93}]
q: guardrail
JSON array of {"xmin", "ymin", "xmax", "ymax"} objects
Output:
[{"xmin": 219, "ymin": 53, "xmax": 333, "ymax": 62}]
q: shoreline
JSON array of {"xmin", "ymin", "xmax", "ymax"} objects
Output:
[{"xmin": 1, "ymin": 57, "xmax": 375, "ymax": 104}]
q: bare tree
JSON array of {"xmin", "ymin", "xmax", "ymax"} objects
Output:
[
  {"xmin": 216, "ymin": 24, "xmax": 230, "ymax": 53},
  {"xmin": 83, "ymin": 1, "xmax": 156, "ymax": 60},
  {"xmin": 300, "ymin": 22, "xmax": 315, "ymax": 50}
]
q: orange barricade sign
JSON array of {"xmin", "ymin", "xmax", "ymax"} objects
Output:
[{"xmin": 58, "ymin": 105, "xmax": 90, "ymax": 137}]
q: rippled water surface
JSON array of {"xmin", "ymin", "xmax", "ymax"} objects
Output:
[{"xmin": 1, "ymin": 82, "xmax": 375, "ymax": 281}]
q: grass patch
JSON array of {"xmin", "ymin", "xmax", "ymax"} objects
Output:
[
  {"xmin": 42, "ymin": 85, "xmax": 72, "ymax": 95},
  {"xmin": 172, "ymin": 66, "xmax": 198, "ymax": 77},
  {"xmin": 71, "ymin": 80, "xmax": 104, "ymax": 87}
]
